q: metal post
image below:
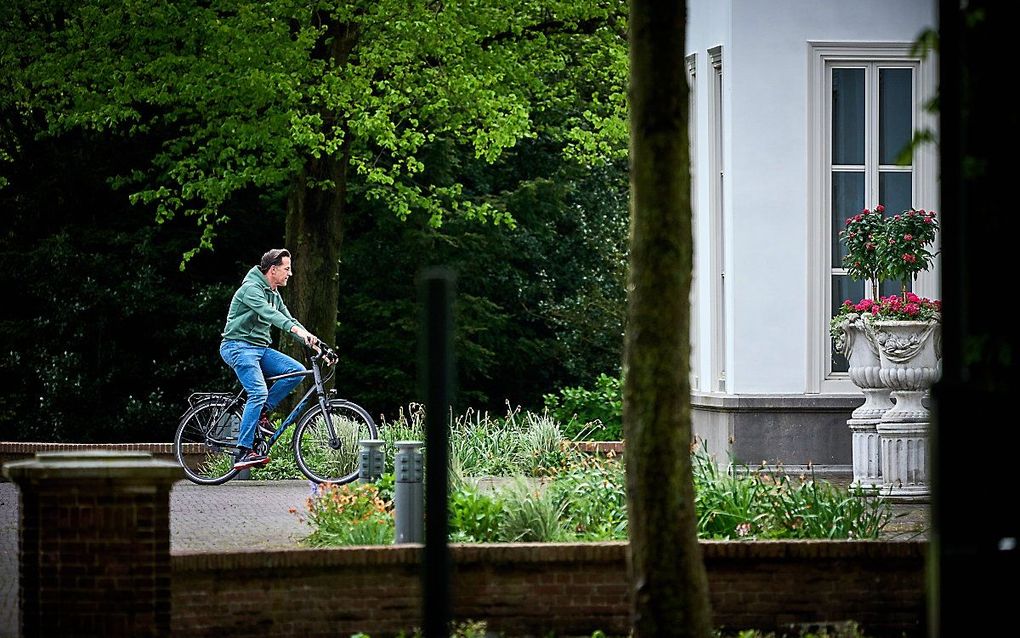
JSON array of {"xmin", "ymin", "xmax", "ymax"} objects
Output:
[
  {"xmin": 358, "ymin": 439, "xmax": 386, "ymax": 483},
  {"xmin": 419, "ymin": 267, "xmax": 454, "ymax": 638},
  {"xmin": 393, "ymin": 441, "xmax": 424, "ymax": 543}
]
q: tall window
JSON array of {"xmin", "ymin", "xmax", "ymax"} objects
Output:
[
  {"xmin": 829, "ymin": 62, "xmax": 917, "ymax": 372},
  {"xmin": 808, "ymin": 43, "xmax": 936, "ymax": 391},
  {"xmin": 708, "ymin": 45, "xmax": 726, "ymax": 392},
  {"xmin": 687, "ymin": 52, "xmax": 699, "ymax": 390}
]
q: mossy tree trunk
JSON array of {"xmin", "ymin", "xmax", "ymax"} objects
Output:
[
  {"xmin": 281, "ymin": 17, "xmax": 357, "ymax": 363},
  {"xmin": 624, "ymin": 1, "xmax": 714, "ymax": 636}
]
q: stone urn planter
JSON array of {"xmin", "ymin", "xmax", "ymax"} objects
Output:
[
  {"xmin": 834, "ymin": 315, "xmax": 892, "ymax": 488},
  {"xmin": 874, "ymin": 319, "xmax": 941, "ymax": 502}
]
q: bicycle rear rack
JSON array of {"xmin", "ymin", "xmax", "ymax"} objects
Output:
[{"xmin": 187, "ymin": 392, "xmax": 235, "ymax": 408}]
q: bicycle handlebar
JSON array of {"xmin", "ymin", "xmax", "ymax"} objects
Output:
[{"xmin": 304, "ymin": 342, "xmax": 339, "ymax": 366}]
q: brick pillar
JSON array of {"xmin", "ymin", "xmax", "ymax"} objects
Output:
[{"xmin": 2, "ymin": 450, "xmax": 182, "ymax": 638}]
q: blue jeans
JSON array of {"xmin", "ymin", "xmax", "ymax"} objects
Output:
[{"xmin": 219, "ymin": 340, "xmax": 306, "ymax": 450}]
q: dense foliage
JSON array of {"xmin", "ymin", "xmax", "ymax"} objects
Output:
[
  {"xmin": 0, "ymin": 1, "xmax": 629, "ymax": 441},
  {"xmin": 0, "ymin": 128, "xmax": 627, "ymax": 441}
]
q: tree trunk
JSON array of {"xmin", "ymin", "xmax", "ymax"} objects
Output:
[
  {"xmin": 280, "ymin": 16, "xmax": 357, "ymax": 364},
  {"xmin": 282, "ymin": 147, "xmax": 347, "ymax": 353},
  {"xmin": 625, "ymin": 1, "xmax": 713, "ymax": 637}
]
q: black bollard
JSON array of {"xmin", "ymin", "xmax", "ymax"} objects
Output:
[{"xmin": 419, "ymin": 267, "xmax": 454, "ymax": 638}]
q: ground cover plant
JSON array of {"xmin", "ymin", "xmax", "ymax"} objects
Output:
[
  {"xmin": 350, "ymin": 618, "xmax": 876, "ymax": 637},
  {"xmin": 292, "ymin": 410, "xmax": 895, "ymax": 545}
]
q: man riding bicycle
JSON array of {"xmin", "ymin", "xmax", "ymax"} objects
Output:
[{"xmin": 219, "ymin": 248, "xmax": 323, "ymax": 470}]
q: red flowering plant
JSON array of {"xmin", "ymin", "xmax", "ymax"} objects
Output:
[
  {"xmin": 871, "ymin": 292, "xmax": 941, "ymax": 323},
  {"xmin": 879, "ymin": 208, "xmax": 940, "ymax": 297},
  {"xmin": 839, "ymin": 204, "xmax": 888, "ymax": 300},
  {"xmin": 831, "ymin": 206, "xmax": 941, "ymax": 345}
]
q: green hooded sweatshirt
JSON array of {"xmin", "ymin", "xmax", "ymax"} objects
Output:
[{"xmin": 221, "ymin": 266, "xmax": 306, "ymax": 347}]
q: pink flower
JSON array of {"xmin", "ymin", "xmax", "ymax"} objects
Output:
[
  {"xmin": 904, "ymin": 234, "xmax": 913, "ymax": 241},
  {"xmin": 924, "ymin": 217, "xmax": 934, "ymax": 224},
  {"xmin": 876, "ymin": 204, "xmax": 885, "ymax": 212},
  {"xmin": 861, "ymin": 208, "xmax": 870, "ymax": 214},
  {"xmin": 902, "ymin": 253, "xmax": 917, "ymax": 263}
]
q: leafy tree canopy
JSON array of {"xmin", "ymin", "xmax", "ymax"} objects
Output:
[{"xmin": 3, "ymin": 0, "xmax": 628, "ymax": 261}]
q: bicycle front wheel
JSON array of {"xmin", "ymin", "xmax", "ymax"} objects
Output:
[
  {"xmin": 293, "ymin": 399, "xmax": 378, "ymax": 484},
  {"xmin": 174, "ymin": 398, "xmax": 242, "ymax": 485}
]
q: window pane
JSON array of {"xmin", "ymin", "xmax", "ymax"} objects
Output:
[
  {"xmin": 831, "ymin": 275, "xmax": 864, "ymax": 373},
  {"xmin": 879, "ymin": 171, "xmax": 912, "ymax": 217},
  {"xmin": 880, "ymin": 278, "xmax": 908, "ymax": 298},
  {"xmin": 832, "ymin": 68, "xmax": 865, "ymax": 165},
  {"xmin": 831, "ymin": 171, "xmax": 865, "ymax": 267},
  {"xmin": 880, "ymin": 68, "xmax": 913, "ymax": 165}
]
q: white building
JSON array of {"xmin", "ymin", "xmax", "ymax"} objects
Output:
[{"xmin": 686, "ymin": 0, "xmax": 939, "ymax": 471}]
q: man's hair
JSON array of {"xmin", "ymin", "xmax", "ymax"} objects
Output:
[{"xmin": 259, "ymin": 248, "xmax": 291, "ymax": 273}]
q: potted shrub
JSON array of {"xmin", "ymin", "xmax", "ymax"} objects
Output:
[
  {"xmin": 834, "ymin": 206, "xmax": 940, "ymax": 493},
  {"xmin": 833, "ymin": 205, "xmax": 941, "ymax": 378}
]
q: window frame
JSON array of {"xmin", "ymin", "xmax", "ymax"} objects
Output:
[
  {"xmin": 708, "ymin": 44, "xmax": 727, "ymax": 393},
  {"xmin": 807, "ymin": 42, "xmax": 938, "ymax": 393},
  {"xmin": 687, "ymin": 52, "xmax": 699, "ymax": 390}
]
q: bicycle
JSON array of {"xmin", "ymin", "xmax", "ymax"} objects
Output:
[{"xmin": 173, "ymin": 343, "xmax": 378, "ymax": 486}]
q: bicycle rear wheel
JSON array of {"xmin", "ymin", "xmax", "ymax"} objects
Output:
[
  {"xmin": 293, "ymin": 399, "xmax": 378, "ymax": 484},
  {"xmin": 174, "ymin": 398, "xmax": 242, "ymax": 485}
]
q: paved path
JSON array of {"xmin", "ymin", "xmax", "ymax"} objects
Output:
[
  {"xmin": 0, "ymin": 477, "xmax": 929, "ymax": 638},
  {"xmin": 169, "ymin": 479, "xmax": 317, "ymax": 552}
]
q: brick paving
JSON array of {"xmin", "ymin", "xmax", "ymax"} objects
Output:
[
  {"xmin": 1, "ymin": 482, "xmax": 17, "ymax": 638},
  {"xmin": 0, "ymin": 476, "xmax": 930, "ymax": 638}
]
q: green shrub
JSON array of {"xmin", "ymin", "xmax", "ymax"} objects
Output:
[
  {"xmin": 543, "ymin": 373, "xmax": 623, "ymax": 441},
  {"xmin": 497, "ymin": 476, "xmax": 569, "ymax": 542},
  {"xmin": 549, "ymin": 452, "xmax": 628, "ymax": 540},
  {"xmin": 448, "ymin": 485, "xmax": 504, "ymax": 543},
  {"xmin": 692, "ymin": 447, "xmax": 893, "ymax": 540},
  {"xmin": 378, "ymin": 402, "xmax": 572, "ymax": 478}
]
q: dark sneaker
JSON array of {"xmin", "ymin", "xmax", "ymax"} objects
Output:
[{"xmin": 233, "ymin": 449, "xmax": 270, "ymax": 470}]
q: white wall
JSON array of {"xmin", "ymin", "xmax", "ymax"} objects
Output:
[
  {"xmin": 687, "ymin": 0, "xmax": 728, "ymax": 393},
  {"xmin": 687, "ymin": 0, "xmax": 936, "ymax": 394}
]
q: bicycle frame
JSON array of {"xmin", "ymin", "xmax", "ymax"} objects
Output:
[
  {"xmin": 210, "ymin": 349, "xmax": 339, "ymax": 452},
  {"xmin": 264, "ymin": 360, "xmax": 334, "ymax": 448}
]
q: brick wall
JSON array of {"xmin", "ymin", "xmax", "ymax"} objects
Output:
[
  {"xmin": 172, "ymin": 540, "xmax": 926, "ymax": 638},
  {"xmin": 4, "ymin": 451, "xmax": 182, "ymax": 638},
  {"xmin": 0, "ymin": 442, "xmax": 178, "ymax": 468},
  {"xmin": 18, "ymin": 480, "xmax": 174, "ymax": 636}
]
